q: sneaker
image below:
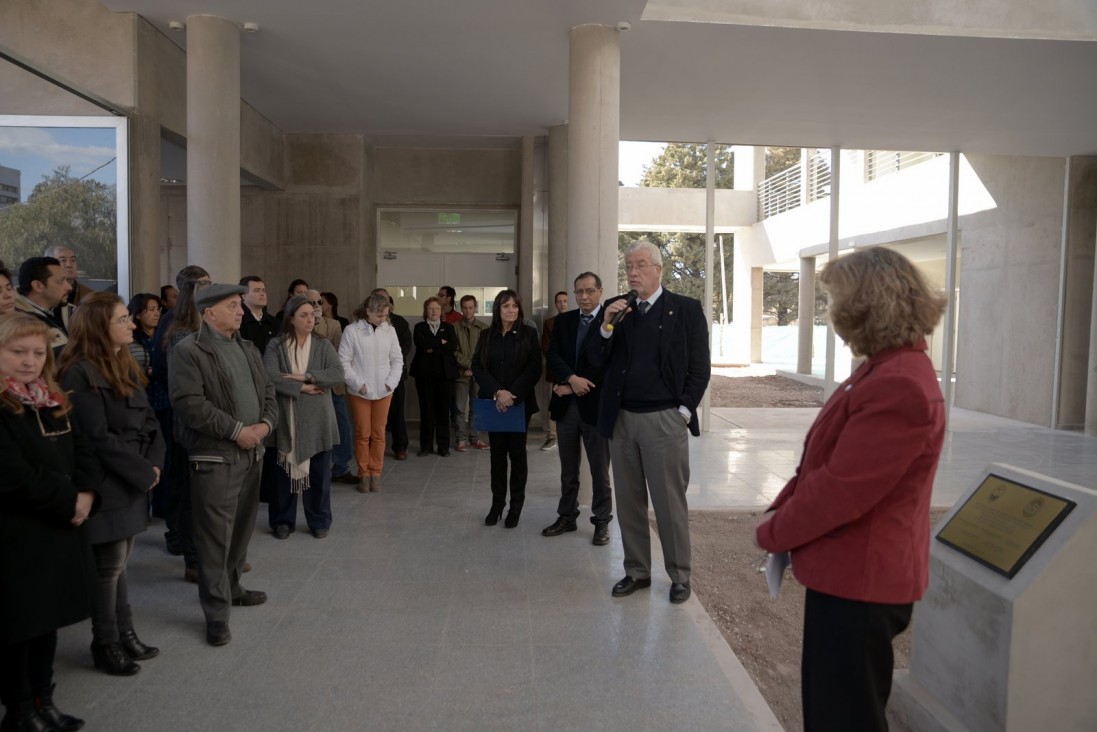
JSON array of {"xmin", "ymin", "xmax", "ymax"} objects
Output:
[
  {"xmin": 455, "ymin": 441, "xmax": 468, "ymax": 452},
  {"xmin": 472, "ymin": 439, "xmax": 490, "ymax": 450},
  {"xmin": 540, "ymin": 436, "xmax": 557, "ymax": 451}
]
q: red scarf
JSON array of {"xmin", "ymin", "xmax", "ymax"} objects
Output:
[{"xmin": 5, "ymin": 377, "xmax": 64, "ymax": 409}]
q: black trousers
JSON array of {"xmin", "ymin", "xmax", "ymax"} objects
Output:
[
  {"xmin": 387, "ymin": 380, "xmax": 408, "ymax": 453},
  {"xmin": 488, "ymin": 427, "xmax": 529, "ymax": 513},
  {"xmin": 555, "ymin": 402, "xmax": 612, "ymax": 524},
  {"xmin": 415, "ymin": 376, "xmax": 452, "ymax": 452},
  {"xmin": 0, "ymin": 631, "xmax": 56, "ymax": 708},
  {"xmin": 802, "ymin": 588, "xmax": 912, "ymax": 732}
]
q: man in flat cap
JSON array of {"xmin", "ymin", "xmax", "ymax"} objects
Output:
[{"xmin": 169, "ymin": 283, "xmax": 278, "ymax": 646}]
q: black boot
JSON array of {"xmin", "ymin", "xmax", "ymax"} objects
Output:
[
  {"xmin": 504, "ymin": 509, "xmax": 520, "ymax": 529},
  {"xmin": 10, "ymin": 700, "xmax": 52, "ymax": 732},
  {"xmin": 33, "ymin": 686, "xmax": 83, "ymax": 731},
  {"xmin": 119, "ymin": 630, "xmax": 159, "ymax": 661},
  {"xmin": 484, "ymin": 504, "xmax": 504, "ymax": 526},
  {"xmin": 90, "ymin": 642, "xmax": 140, "ymax": 676}
]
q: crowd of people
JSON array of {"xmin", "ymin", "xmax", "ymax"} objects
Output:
[{"xmin": 0, "ymin": 239, "xmax": 947, "ymax": 732}]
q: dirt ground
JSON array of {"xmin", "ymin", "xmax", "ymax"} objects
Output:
[{"xmin": 688, "ymin": 374, "xmax": 944, "ymax": 730}]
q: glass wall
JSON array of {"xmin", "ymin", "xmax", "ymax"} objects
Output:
[{"xmin": 0, "ymin": 115, "xmax": 129, "ymax": 295}]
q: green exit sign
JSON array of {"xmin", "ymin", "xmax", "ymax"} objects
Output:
[{"xmin": 437, "ymin": 213, "xmax": 461, "ymax": 225}]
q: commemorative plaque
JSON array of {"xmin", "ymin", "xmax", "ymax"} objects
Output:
[{"xmin": 936, "ymin": 473, "xmax": 1075, "ymax": 578}]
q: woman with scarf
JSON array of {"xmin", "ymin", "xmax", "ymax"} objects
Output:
[
  {"xmin": 338, "ymin": 293, "xmax": 403, "ymax": 494},
  {"xmin": 471, "ymin": 290, "xmax": 541, "ymax": 528},
  {"xmin": 263, "ymin": 294, "xmax": 344, "ymax": 539},
  {"xmin": 409, "ymin": 296, "xmax": 457, "ymax": 457},
  {"xmin": 58, "ymin": 293, "xmax": 165, "ymax": 677},
  {"xmin": 0, "ymin": 313, "xmax": 101, "ymax": 731}
]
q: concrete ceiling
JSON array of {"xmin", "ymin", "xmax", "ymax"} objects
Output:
[{"xmin": 101, "ymin": 0, "xmax": 1097, "ymax": 156}]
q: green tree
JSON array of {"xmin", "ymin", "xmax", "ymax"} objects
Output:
[
  {"xmin": 639, "ymin": 143, "xmax": 734, "ymax": 188},
  {"xmin": 763, "ymin": 272, "xmax": 828, "ymax": 326},
  {"xmin": 0, "ymin": 166, "xmax": 117, "ymax": 280},
  {"xmin": 764, "ymin": 147, "xmax": 801, "ymax": 179}
]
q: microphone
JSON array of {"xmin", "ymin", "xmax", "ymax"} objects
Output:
[{"xmin": 605, "ymin": 290, "xmax": 639, "ymax": 332}]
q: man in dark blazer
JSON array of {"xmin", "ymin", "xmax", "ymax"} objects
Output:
[
  {"xmin": 542, "ymin": 272, "xmax": 613, "ymax": 546},
  {"xmin": 588, "ymin": 240, "xmax": 711, "ymax": 604}
]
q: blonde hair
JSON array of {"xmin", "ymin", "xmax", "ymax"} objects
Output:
[
  {"xmin": 0, "ymin": 313, "xmax": 71, "ymax": 415},
  {"xmin": 820, "ymin": 247, "xmax": 946, "ymax": 357}
]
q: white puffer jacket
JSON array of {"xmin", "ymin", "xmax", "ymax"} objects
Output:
[{"xmin": 338, "ymin": 319, "xmax": 403, "ymax": 400}]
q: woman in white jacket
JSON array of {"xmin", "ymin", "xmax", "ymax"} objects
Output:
[{"xmin": 339, "ymin": 293, "xmax": 403, "ymax": 493}]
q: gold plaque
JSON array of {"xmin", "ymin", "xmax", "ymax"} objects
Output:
[{"xmin": 936, "ymin": 474, "xmax": 1075, "ymax": 578}]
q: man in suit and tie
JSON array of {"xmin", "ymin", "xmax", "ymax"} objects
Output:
[
  {"xmin": 589, "ymin": 240, "xmax": 711, "ymax": 604},
  {"xmin": 541, "ymin": 272, "xmax": 613, "ymax": 546}
]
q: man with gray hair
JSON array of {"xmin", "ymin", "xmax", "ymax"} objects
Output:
[
  {"xmin": 43, "ymin": 245, "xmax": 94, "ymax": 309},
  {"xmin": 170, "ymin": 283, "xmax": 277, "ymax": 646},
  {"xmin": 589, "ymin": 240, "xmax": 710, "ymax": 605}
]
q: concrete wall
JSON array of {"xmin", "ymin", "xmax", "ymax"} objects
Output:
[
  {"xmin": 1056, "ymin": 157, "xmax": 1097, "ymax": 429},
  {"xmin": 372, "ymin": 147, "xmax": 521, "ymax": 207},
  {"xmin": 954, "ymin": 155, "xmax": 1068, "ymax": 426}
]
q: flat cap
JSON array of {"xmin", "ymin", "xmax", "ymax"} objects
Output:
[{"xmin": 195, "ymin": 283, "xmax": 246, "ymax": 311}]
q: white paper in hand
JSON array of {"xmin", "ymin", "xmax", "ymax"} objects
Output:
[{"xmin": 766, "ymin": 552, "xmax": 790, "ymax": 598}]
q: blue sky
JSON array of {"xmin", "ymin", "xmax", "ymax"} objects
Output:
[{"xmin": 0, "ymin": 126, "xmax": 117, "ymax": 201}]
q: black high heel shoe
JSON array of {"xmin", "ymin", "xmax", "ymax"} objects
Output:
[
  {"xmin": 504, "ymin": 510, "xmax": 520, "ymax": 529},
  {"xmin": 120, "ymin": 630, "xmax": 159, "ymax": 661},
  {"xmin": 484, "ymin": 505, "xmax": 504, "ymax": 526},
  {"xmin": 90, "ymin": 642, "xmax": 140, "ymax": 676}
]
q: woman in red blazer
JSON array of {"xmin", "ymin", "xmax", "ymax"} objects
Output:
[{"xmin": 756, "ymin": 247, "xmax": 947, "ymax": 732}]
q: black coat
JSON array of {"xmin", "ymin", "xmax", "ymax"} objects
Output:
[
  {"xmin": 389, "ymin": 313, "xmax": 413, "ymax": 382},
  {"xmin": 239, "ymin": 307, "xmax": 280, "ymax": 359},
  {"xmin": 409, "ymin": 322, "xmax": 458, "ymax": 380},
  {"xmin": 587, "ymin": 289, "xmax": 711, "ymax": 439},
  {"xmin": 471, "ymin": 325, "xmax": 542, "ymax": 420},
  {"xmin": 61, "ymin": 361, "xmax": 165, "ymax": 545},
  {"xmin": 0, "ymin": 403, "xmax": 102, "ymax": 644},
  {"xmin": 545, "ymin": 308, "xmax": 606, "ymax": 424}
]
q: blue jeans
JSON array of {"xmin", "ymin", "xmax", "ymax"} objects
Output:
[{"xmin": 331, "ymin": 393, "xmax": 354, "ymax": 476}]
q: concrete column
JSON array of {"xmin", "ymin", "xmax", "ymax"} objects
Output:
[
  {"xmin": 1087, "ymin": 226, "xmax": 1097, "ymax": 435},
  {"xmin": 186, "ymin": 15, "xmax": 241, "ymax": 282},
  {"xmin": 799, "ymin": 148, "xmax": 813, "ymax": 207},
  {"xmin": 131, "ymin": 19, "xmax": 161, "ymax": 294},
  {"xmin": 732, "ymin": 145, "xmax": 765, "ymax": 195},
  {"xmin": 797, "ymin": 256, "xmax": 816, "ymax": 374},
  {"xmin": 751, "ymin": 267, "xmax": 763, "ymax": 362},
  {"xmin": 567, "ymin": 25, "xmax": 619, "ymax": 289},
  {"xmin": 519, "ymin": 136, "xmax": 535, "ymax": 307},
  {"xmin": 548, "ymin": 124, "xmax": 568, "ymax": 294}
]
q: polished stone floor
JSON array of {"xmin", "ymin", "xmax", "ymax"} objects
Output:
[{"xmin": 49, "ymin": 406, "xmax": 1097, "ymax": 731}]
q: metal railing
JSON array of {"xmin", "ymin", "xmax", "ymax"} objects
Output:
[
  {"xmin": 865, "ymin": 150, "xmax": 941, "ymax": 180},
  {"xmin": 756, "ymin": 164, "xmax": 803, "ymax": 219},
  {"xmin": 807, "ymin": 153, "xmax": 831, "ymax": 202}
]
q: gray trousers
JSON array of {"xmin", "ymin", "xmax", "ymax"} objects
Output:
[
  {"xmin": 608, "ymin": 408, "xmax": 691, "ymax": 584},
  {"xmin": 190, "ymin": 450, "xmax": 262, "ymax": 623},
  {"xmin": 556, "ymin": 402, "xmax": 612, "ymax": 524},
  {"xmin": 454, "ymin": 378, "xmax": 479, "ymax": 444}
]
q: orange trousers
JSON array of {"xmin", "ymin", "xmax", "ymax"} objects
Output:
[{"xmin": 347, "ymin": 394, "xmax": 393, "ymax": 478}]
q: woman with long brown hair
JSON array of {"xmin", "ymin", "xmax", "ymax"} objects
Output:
[
  {"xmin": 0, "ymin": 313, "xmax": 99, "ymax": 730},
  {"xmin": 756, "ymin": 247, "xmax": 947, "ymax": 731},
  {"xmin": 471, "ymin": 290, "xmax": 541, "ymax": 528},
  {"xmin": 58, "ymin": 293, "xmax": 165, "ymax": 677}
]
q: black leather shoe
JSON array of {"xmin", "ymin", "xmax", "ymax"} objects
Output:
[
  {"xmin": 592, "ymin": 523, "xmax": 610, "ymax": 546},
  {"xmin": 438, "ymin": 449, "xmax": 450, "ymax": 457},
  {"xmin": 9, "ymin": 703, "xmax": 55, "ymax": 732},
  {"xmin": 206, "ymin": 622, "xmax": 231, "ymax": 646},
  {"xmin": 541, "ymin": 518, "xmax": 577, "ymax": 537},
  {"xmin": 503, "ymin": 510, "xmax": 520, "ymax": 529},
  {"xmin": 119, "ymin": 630, "xmax": 159, "ymax": 660},
  {"xmin": 273, "ymin": 524, "xmax": 291, "ymax": 540},
  {"xmin": 90, "ymin": 642, "xmax": 140, "ymax": 676},
  {"xmin": 331, "ymin": 472, "xmax": 358, "ymax": 485},
  {"xmin": 670, "ymin": 582, "xmax": 692, "ymax": 604},
  {"xmin": 485, "ymin": 505, "xmax": 503, "ymax": 526},
  {"xmin": 611, "ymin": 576, "xmax": 652, "ymax": 597},
  {"xmin": 34, "ymin": 684, "xmax": 84, "ymax": 731},
  {"xmin": 417, "ymin": 448, "xmax": 432, "ymax": 457},
  {"xmin": 231, "ymin": 589, "xmax": 267, "ymax": 607}
]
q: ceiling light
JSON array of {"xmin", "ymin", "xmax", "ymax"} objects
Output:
[
  {"xmin": 242, "ymin": 22, "xmax": 259, "ymax": 33},
  {"xmin": 615, "ymin": 21, "xmax": 632, "ymax": 32},
  {"xmin": 168, "ymin": 20, "xmax": 184, "ymax": 32}
]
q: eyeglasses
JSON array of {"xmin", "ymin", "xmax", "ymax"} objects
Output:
[
  {"xmin": 625, "ymin": 262, "xmax": 655, "ymax": 273},
  {"xmin": 309, "ymin": 300, "xmax": 324, "ymax": 306},
  {"xmin": 574, "ymin": 288, "xmax": 601, "ymax": 297},
  {"xmin": 111, "ymin": 315, "xmax": 133, "ymax": 325},
  {"xmin": 35, "ymin": 409, "xmax": 72, "ymax": 438}
]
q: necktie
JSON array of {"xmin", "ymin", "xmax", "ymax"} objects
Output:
[
  {"xmin": 580, "ymin": 313, "xmax": 593, "ymax": 327},
  {"xmin": 577, "ymin": 312, "xmax": 593, "ymax": 351},
  {"xmin": 637, "ymin": 301, "xmax": 650, "ymax": 316}
]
